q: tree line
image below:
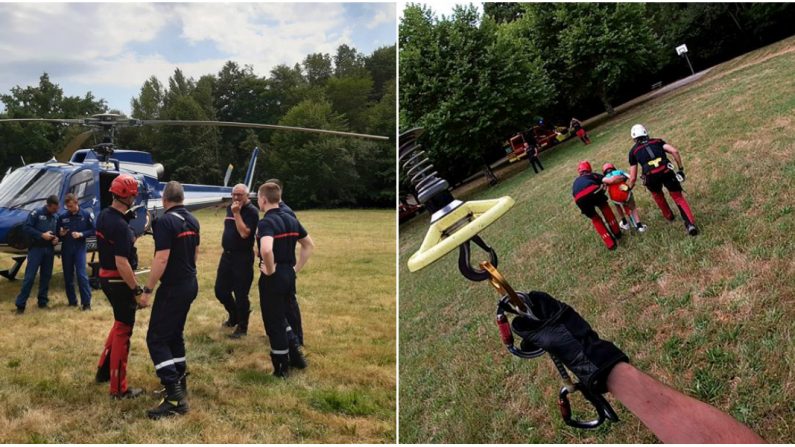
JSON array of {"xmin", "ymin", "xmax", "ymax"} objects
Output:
[
  {"xmin": 0, "ymin": 44, "xmax": 396, "ymax": 209},
  {"xmin": 400, "ymin": 2, "xmax": 795, "ymax": 185}
]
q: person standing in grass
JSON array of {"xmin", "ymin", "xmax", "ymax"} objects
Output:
[
  {"xmin": 626, "ymin": 124, "xmax": 698, "ymax": 236},
  {"xmin": 601, "ymin": 163, "xmax": 647, "ymax": 233},
  {"xmin": 266, "ymin": 178, "xmax": 306, "ymax": 361},
  {"xmin": 94, "ymin": 174, "xmax": 145, "ymax": 399},
  {"xmin": 57, "ymin": 193, "xmax": 95, "ymax": 310},
  {"xmin": 570, "ymin": 117, "xmax": 591, "ymax": 145},
  {"xmin": 14, "ymin": 195, "xmax": 60, "ymax": 313},
  {"xmin": 141, "ymin": 181, "xmax": 200, "ymax": 419},
  {"xmin": 214, "ymin": 183, "xmax": 258, "ymax": 339},
  {"xmin": 572, "ymin": 161, "xmax": 622, "ymax": 250},
  {"xmin": 256, "ymin": 182, "xmax": 314, "ymax": 377}
]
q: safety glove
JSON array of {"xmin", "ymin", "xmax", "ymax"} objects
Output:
[{"xmin": 510, "ymin": 291, "xmax": 629, "ymax": 395}]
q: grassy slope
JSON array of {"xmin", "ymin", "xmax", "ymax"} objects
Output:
[
  {"xmin": 0, "ymin": 208, "xmax": 395, "ymax": 443},
  {"xmin": 399, "ymin": 36, "xmax": 795, "ymax": 443}
]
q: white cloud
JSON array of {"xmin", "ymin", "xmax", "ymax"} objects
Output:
[
  {"xmin": 0, "ymin": 3, "xmax": 393, "ymax": 113},
  {"xmin": 0, "ymin": 3, "xmax": 170, "ymax": 60}
]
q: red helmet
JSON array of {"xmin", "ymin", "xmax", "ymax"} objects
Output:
[
  {"xmin": 109, "ymin": 174, "xmax": 138, "ymax": 199},
  {"xmin": 602, "ymin": 163, "xmax": 616, "ymax": 174},
  {"xmin": 577, "ymin": 160, "xmax": 592, "ymax": 174}
]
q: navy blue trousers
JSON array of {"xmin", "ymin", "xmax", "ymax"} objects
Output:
[
  {"xmin": 146, "ymin": 278, "xmax": 198, "ymax": 385},
  {"xmin": 62, "ymin": 243, "xmax": 91, "ymax": 306},
  {"xmin": 15, "ymin": 246, "xmax": 54, "ymax": 309}
]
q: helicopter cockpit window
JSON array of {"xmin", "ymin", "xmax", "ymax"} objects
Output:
[
  {"xmin": 68, "ymin": 169, "xmax": 95, "ymax": 204},
  {"xmin": 0, "ymin": 168, "xmax": 64, "ymax": 211}
]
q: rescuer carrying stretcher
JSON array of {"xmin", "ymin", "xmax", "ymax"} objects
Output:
[{"xmin": 572, "ymin": 161, "xmax": 622, "ymax": 250}]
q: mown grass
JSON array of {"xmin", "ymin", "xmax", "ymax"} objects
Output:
[
  {"xmin": 399, "ymin": 36, "xmax": 795, "ymax": 443},
  {"xmin": 0, "ymin": 208, "xmax": 395, "ymax": 443}
]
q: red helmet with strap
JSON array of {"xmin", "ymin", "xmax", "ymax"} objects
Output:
[
  {"xmin": 602, "ymin": 163, "xmax": 616, "ymax": 174},
  {"xmin": 577, "ymin": 160, "xmax": 592, "ymax": 174},
  {"xmin": 109, "ymin": 174, "xmax": 138, "ymax": 199}
]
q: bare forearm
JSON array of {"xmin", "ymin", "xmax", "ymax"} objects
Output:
[
  {"xmin": 607, "ymin": 363, "xmax": 763, "ymax": 443},
  {"xmin": 146, "ymin": 255, "xmax": 168, "ymax": 289},
  {"xmin": 233, "ymin": 213, "xmax": 250, "ymax": 238},
  {"xmin": 295, "ymin": 236, "xmax": 314, "ymax": 273},
  {"xmin": 115, "ymin": 257, "xmax": 137, "ymax": 290},
  {"xmin": 262, "ymin": 251, "xmax": 275, "ymax": 274},
  {"xmin": 295, "ymin": 246, "xmax": 312, "ymax": 272}
]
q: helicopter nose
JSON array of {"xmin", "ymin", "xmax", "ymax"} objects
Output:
[{"xmin": 0, "ymin": 208, "xmax": 30, "ymax": 246}]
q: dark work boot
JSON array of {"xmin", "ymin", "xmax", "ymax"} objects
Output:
[
  {"xmin": 154, "ymin": 372, "xmax": 189, "ymax": 398},
  {"xmin": 229, "ymin": 310, "xmax": 250, "ymax": 339},
  {"xmin": 271, "ymin": 353, "xmax": 290, "ymax": 379},
  {"xmin": 289, "ymin": 341, "xmax": 307, "ymax": 369},
  {"xmin": 221, "ymin": 309, "xmax": 238, "ymax": 328},
  {"xmin": 147, "ymin": 382, "xmax": 189, "ymax": 420}
]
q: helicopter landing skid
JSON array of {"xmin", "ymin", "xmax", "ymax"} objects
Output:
[{"xmin": 0, "ymin": 255, "xmax": 26, "ymax": 281}]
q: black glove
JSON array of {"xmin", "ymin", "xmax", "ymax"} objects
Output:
[{"xmin": 510, "ymin": 291, "xmax": 629, "ymax": 395}]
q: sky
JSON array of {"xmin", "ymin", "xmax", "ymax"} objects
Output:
[
  {"xmin": 397, "ymin": 1, "xmax": 482, "ymax": 20},
  {"xmin": 0, "ymin": 2, "xmax": 396, "ymax": 115}
]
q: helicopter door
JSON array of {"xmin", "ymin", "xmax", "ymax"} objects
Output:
[{"xmin": 67, "ymin": 169, "xmax": 97, "ymax": 211}]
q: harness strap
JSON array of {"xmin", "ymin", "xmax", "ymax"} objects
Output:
[{"xmin": 573, "ymin": 184, "xmax": 601, "ymax": 202}]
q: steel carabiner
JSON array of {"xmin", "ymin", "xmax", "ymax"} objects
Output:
[
  {"xmin": 458, "ymin": 235, "xmax": 498, "ymax": 282},
  {"xmin": 557, "ymin": 382, "xmax": 619, "ymax": 429}
]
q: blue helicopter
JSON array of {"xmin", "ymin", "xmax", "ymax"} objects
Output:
[{"xmin": 0, "ymin": 113, "xmax": 388, "ymax": 287}]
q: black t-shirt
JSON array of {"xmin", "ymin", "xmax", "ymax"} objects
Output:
[
  {"xmin": 154, "ymin": 205, "xmax": 200, "ymax": 285},
  {"xmin": 628, "ymin": 138, "xmax": 669, "ymax": 175},
  {"xmin": 221, "ymin": 202, "xmax": 259, "ymax": 252},
  {"xmin": 572, "ymin": 173, "xmax": 604, "ymax": 201},
  {"xmin": 256, "ymin": 208, "xmax": 307, "ymax": 267},
  {"xmin": 279, "ymin": 201, "xmax": 296, "ymax": 218},
  {"xmin": 96, "ymin": 207, "xmax": 135, "ymax": 272}
]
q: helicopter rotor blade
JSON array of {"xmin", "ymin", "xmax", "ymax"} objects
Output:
[
  {"xmin": 57, "ymin": 129, "xmax": 95, "ymax": 162},
  {"xmin": 0, "ymin": 118, "xmax": 86, "ymax": 125},
  {"xmin": 138, "ymin": 119, "xmax": 390, "ymax": 141}
]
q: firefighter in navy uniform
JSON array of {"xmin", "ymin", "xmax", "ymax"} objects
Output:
[
  {"xmin": 266, "ymin": 178, "xmax": 303, "ymax": 349},
  {"xmin": 626, "ymin": 124, "xmax": 698, "ymax": 236},
  {"xmin": 94, "ymin": 174, "xmax": 145, "ymax": 399},
  {"xmin": 572, "ymin": 161, "xmax": 622, "ymax": 250},
  {"xmin": 140, "ymin": 181, "xmax": 200, "ymax": 419},
  {"xmin": 215, "ymin": 183, "xmax": 259, "ymax": 339},
  {"xmin": 256, "ymin": 182, "xmax": 314, "ymax": 377}
]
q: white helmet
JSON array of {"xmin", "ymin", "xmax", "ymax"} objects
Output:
[{"xmin": 631, "ymin": 124, "xmax": 648, "ymax": 139}]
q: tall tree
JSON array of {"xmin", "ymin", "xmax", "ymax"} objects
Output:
[
  {"xmin": 0, "ymin": 73, "xmax": 106, "ymax": 169},
  {"xmin": 302, "ymin": 53, "xmax": 333, "ymax": 86},
  {"xmin": 334, "ymin": 44, "xmax": 367, "ymax": 77},
  {"xmin": 400, "ymin": 4, "xmax": 555, "ymax": 183},
  {"xmin": 364, "ymin": 45, "xmax": 396, "ymax": 99}
]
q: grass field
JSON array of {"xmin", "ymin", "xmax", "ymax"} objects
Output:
[
  {"xmin": 0, "ymin": 208, "xmax": 395, "ymax": 443},
  {"xmin": 399, "ymin": 37, "xmax": 795, "ymax": 443}
]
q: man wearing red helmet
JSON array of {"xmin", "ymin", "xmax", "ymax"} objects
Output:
[
  {"xmin": 94, "ymin": 173, "xmax": 146, "ymax": 399},
  {"xmin": 572, "ymin": 160, "xmax": 622, "ymax": 250}
]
